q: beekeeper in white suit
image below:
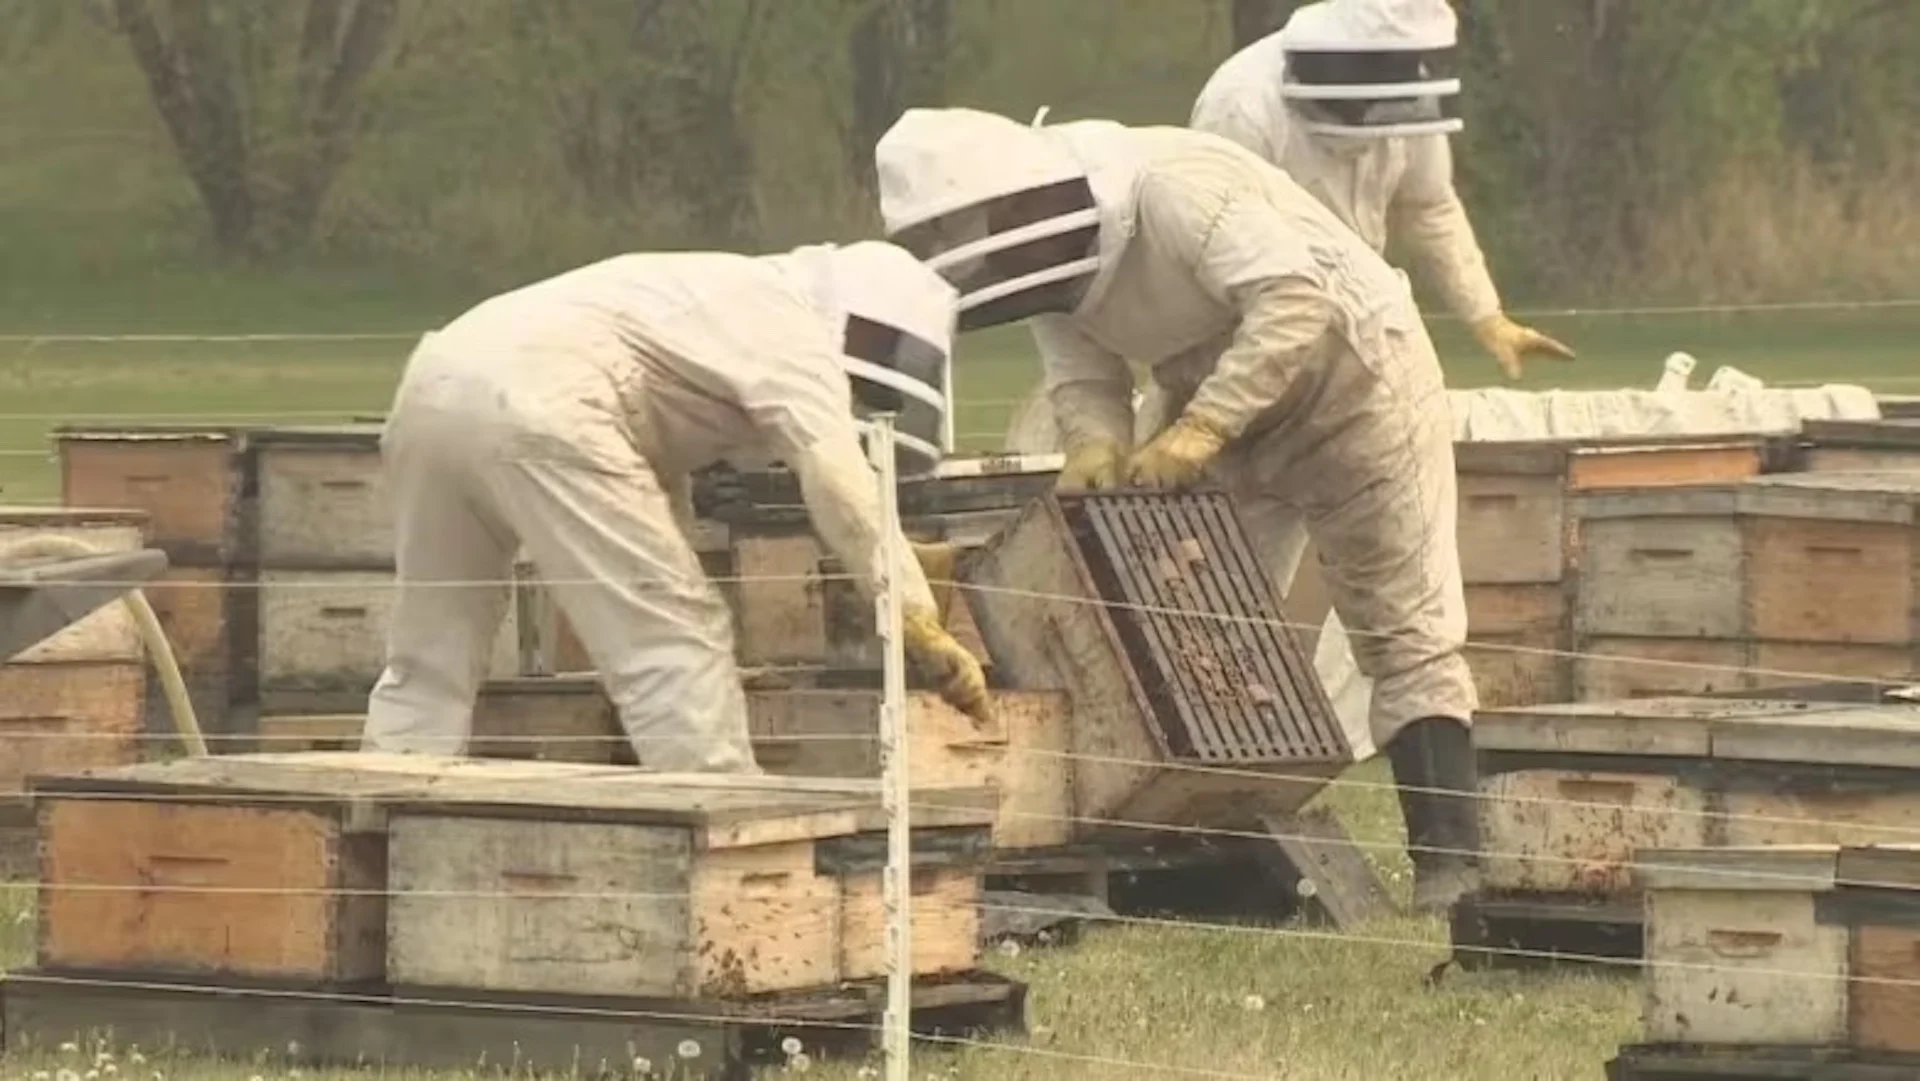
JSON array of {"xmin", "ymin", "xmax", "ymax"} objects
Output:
[
  {"xmin": 876, "ymin": 106, "xmax": 1482, "ymax": 912},
  {"xmin": 1193, "ymin": 0, "xmax": 1572, "ymax": 382},
  {"xmin": 363, "ymin": 242, "xmax": 993, "ymax": 772}
]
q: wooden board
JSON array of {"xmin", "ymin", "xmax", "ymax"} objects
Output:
[
  {"xmin": 1643, "ymin": 889, "xmax": 1848, "ymax": 1046},
  {"xmin": 55, "ymin": 429, "xmax": 247, "ymax": 564},
  {"xmin": 1746, "ymin": 516, "xmax": 1914, "ymax": 646},
  {"xmin": 1566, "ymin": 442, "xmax": 1770, "ymax": 492},
  {"xmin": 1574, "ymin": 638, "xmax": 1756, "ymax": 700},
  {"xmin": 256, "ymin": 570, "xmax": 520, "ymax": 709},
  {"xmin": 251, "ymin": 428, "xmax": 390, "ymax": 569},
  {"xmin": 1466, "ymin": 584, "xmax": 1571, "ymax": 709},
  {"xmin": 1, "ymin": 967, "xmax": 1028, "ymax": 1081},
  {"xmin": 1852, "ymin": 923, "xmax": 1920, "ymax": 1055},
  {"xmin": 1478, "ymin": 769, "xmax": 1710, "ymax": 894},
  {"xmin": 1575, "ymin": 515, "xmax": 1745, "ymax": 639},
  {"xmin": 1470, "ymin": 697, "xmax": 1794, "ymax": 757},
  {"xmin": 0, "ymin": 662, "xmax": 145, "ymax": 796},
  {"xmin": 385, "ymin": 814, "xmax": 985, "ymax": 998},
  {"xmin": 1456, "ymin": 471, "xmax": 1565, "ymax": 585},
  {"xmin": 1448, "ymin": 891, "xmax": 1644, "ymax": 971},
  {"xmin": 31, "ymin": 753, "xmax": 997, "ymax": 848},
  {"xmin": 1609, "ymin": 1043, "xmax": 1920, "ymax": 1080},
  {"xmin": 0, "ymin": 507, "xmax": 148, "ymax": 665},
  {"xmin": 36, "ymin": 796, "xmax": 386, "ymax": 983},
  {"xmin": 746, "ymin": 689, "xmax": 1072, "ymax": 849}
]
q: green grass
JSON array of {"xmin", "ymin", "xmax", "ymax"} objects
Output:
[{"xmin": 1, "ymin": 286, "xmax": 1914, "ymax": 1079}]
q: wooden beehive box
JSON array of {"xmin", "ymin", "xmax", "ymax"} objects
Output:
[
  {"xmin": 57, "ymin": 426, "xmax": 260, "ymax": 735},
  {"xmin": 747, "ymin": 689, "xmax": 1072, "ymax": 850},
  {"xmin": 1571, "ymin": 471, "xmax": 1920, "ymax": 700},
  {"xmin": 0, "ymin": 506, "xmax": 151, "ymax": 793},
  {"xmin": 963, "ymin": 490, "xmax": 1352, "ymax": 829},
  {"xmin": 1799, "ymin": 418, "xmax": 1920, "ymax": 475},
  {"xmin": 31, "ymin": 753, "xmax": 997, "ymax": 998},
  {"xmin": 1636, "ymin": 843, "xmax": 1920, "ymax": 1053},
  {"xmin": 1451, "ymin": 436, "xmax": 1785, "ymax": 710},
  {"xmin": 1474, "ymin": 697, "xmax": 1920, "ymax": 897}
]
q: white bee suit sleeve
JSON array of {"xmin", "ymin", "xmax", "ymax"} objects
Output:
[
  {"xmin": 1388, "ymin": 136, "xmax": 1502, "ymax": 325},
  {"xmin": 1033, "ymin": 314, "xmax": 1137, "ymax": 455}
]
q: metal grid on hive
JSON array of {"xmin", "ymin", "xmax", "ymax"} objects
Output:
[
  {"xmin": 962, "ymin": 490, "xmax": 1354, "ymax": 831},
  {"xmin": 1055, "ymin": 492, "xmax": 1345, "ymax": 765}
]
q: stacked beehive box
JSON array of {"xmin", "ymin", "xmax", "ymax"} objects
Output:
[
  {"xmin": 0, "ymin": 507, "xmax": 151, "ymax": 808},
  {"xmin": 56, "ymin": 425, "xmax": 523, "ymax": 742},
  {"xmin": 28, "ymin": 754, "xmax": 997, "ymax": 998},
  {"xmin": 1798, "ymin": 417, "xmax": 1920, "ymax": 474},
  {"xmin": 1608, "ymin": 843, "xmax": 1920, "ymax": 1076},
  {"xmin": 1452, "ymin": 435, "xmax": 1789, "ymax": 709},
  {"xmin": 1572, "ymin": 470, "xmax": 1920, "ymax": 699}
]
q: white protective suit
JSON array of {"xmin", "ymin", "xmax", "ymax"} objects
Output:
[
  {"xmin": 364, "ymin": 243, "xmax": 954, "ymax": 772},
  {"xmin": 878, "ymin": 109, "xmax": 1478, "ymax": 745}
]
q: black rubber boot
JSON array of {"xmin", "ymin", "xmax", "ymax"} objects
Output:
[{"xmin": 1384, "ymin": 716, "xmax": 1483, "ymax": 914}]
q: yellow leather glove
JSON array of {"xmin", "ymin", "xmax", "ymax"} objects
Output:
[
  {"xmin": 902, "ymin": 604, "xmax": 993, "ymax": 725},
  {"xmin": 1472, "ymin": 314, "xmax": 1576, "ymax": 381},
  {"xmin": 908, "ymin": 539, "xmax": 958, "ymax": 620},
  {"xmin": 1125, "ymin": 414, "xmax": 1229, "ymax": 490},
  {"xmin": 1058, "ymin": 439, "xmax": 1126, "ymax": 492}
]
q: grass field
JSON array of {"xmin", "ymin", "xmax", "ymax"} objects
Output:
[{"xmin": 0, "ymin": 287, "xmax": 1914, "ymax": 1079}]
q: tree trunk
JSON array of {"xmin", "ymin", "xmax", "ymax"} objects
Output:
[
  {"xmin": 847, "ymin": 0, "xmax": 950, "ymax": 193},
  {"xmin": 1230, "ymin": 0, "xmax": 1298, "ymax": 49}
]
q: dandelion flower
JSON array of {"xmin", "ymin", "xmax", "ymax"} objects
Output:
[
  {"xmin": 676, "ymin": 1040, "xmax": 702, "ymax": 1059},
  {"xmin": 787, "ymin": 1052, "xmax": 812, "ymax": 1073},
  {"xmin": 1242, "ymin": 994, "xmax": 1267, "ymax": 1012},
  {"xmin": 780, "ymin": 1037, "xmax": 804, "ymax": 1057},
  {"xmin": 632, "ymin": 1056, "xmax": 652, "ymax": 1074}
]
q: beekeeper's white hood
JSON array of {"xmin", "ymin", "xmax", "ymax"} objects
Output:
[
  {"xmin": 1276, "ymin": 0, "xmax": 1462, "ymax": 139},
  {"xmin": 799, "ymin": 240, "xmax": 960, "ymax": 474},
  {"xmin": 876, "ymin": 107, "xmax": 1148, "ymax": 331}
]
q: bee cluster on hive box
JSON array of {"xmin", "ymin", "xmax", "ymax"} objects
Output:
[{"xmin": 29, "ymin": 753, "xmax": 998, "ymax": 998}]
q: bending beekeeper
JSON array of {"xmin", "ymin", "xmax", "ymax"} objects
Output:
[
  {"xmin": 876, "ymin": 107, "xmax": 1481, "ymax": 912},
  {"xmin": 363, "ymin": 242, "xmax": 992, "ymax": 772},
  {"xmin": 1193, "ymin": 0, "xmax": 1571, "ymax": 382}
]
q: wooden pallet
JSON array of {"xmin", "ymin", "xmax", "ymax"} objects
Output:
[
  {"xmin": 1, "ymin": 967, "xmax": 1027, "ymax": 1080},
  {"xmin": 1449, "ymin": 892, "xmax": 1644, "ymax": 972},
  {"xmin": 1607, "ymin": 1044, "xmax": 1920, "ymax": 1080},
  {"xmin": 984, "ymin": 809, "xmax": 1394, "ymax": 931}
]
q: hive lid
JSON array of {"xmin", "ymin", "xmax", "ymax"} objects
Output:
[
  {"xmin": 1636, "ymin": 843, "xmax": 1920, "ymax": 894},
  {"xmin": 1802, "ymin": 417, "xmax": 1920, "ymax": 449},
  {"xmin": 247, "ymin": 424, "xmax": 385, "ymax": 447},
  {"xmin": 29, "ymin": 752, "xmax": 998, "ymax": 847},
  {"xmin": 1634, "ymin": 845, "xmax": 1841, "ymax": 893},
  {"xmin": 1708, "ymin": 704, "xmax": 1920, "ymax": 770},
  {"xmin": 1736, "ymin": 470, "xmax": 1920, "ymax": 523},
  {"xmin": 1473, "ymin": 697, "xmax": 1819, "ymax": 757}
]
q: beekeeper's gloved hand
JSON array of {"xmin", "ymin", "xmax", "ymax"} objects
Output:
[
  {"xmin": 1057, "ymin": 439, "xmax": 1126, "ymax": 492},
  {"xmin": 1126, "ymin": 414, "xmax": 1228, "ymax": 490},
  {"xmin": 902, "ymin": 604, "xmax": 993, "ymax": 725},
  {"xmin": 1473, "ymin": 314, "xmax": 1576, "ymax": 382}
]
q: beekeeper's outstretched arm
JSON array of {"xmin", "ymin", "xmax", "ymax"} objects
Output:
[
  {"xmin": 1122, "ymin": 171, "xmax": 1341, "ymax": 488},
  {"xmin": 1035, "ymin": 314, "xmax": 1135, "ymax": 490},
  {"xmin": 1392, "ymin": 136, "xmax": 1574, "ymax": 381},
  {"xmin": 714, "ymin": 281, "xmax": 991, "ymax": 723}
]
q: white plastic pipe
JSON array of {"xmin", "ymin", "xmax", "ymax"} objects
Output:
[
  {"xmin": 866, "ymin": 415, "xmax": 913, "ymax": 1081},
  {"xmin": 0, "ymin": 535, "xmax": 208, "ymax": 757}
]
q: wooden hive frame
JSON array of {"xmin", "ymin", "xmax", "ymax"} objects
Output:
[{"xmin": 962, "ymin": 490, "xmax": 1350, "ymax": 833}]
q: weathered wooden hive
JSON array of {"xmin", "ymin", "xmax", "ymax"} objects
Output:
[
  {"xmin": 1474, "ymin": 696, "xmax": 1920, "ymax": 899},
  {"xmin": 1634, "ymin": 843, "xmax": 1920, "ymax": 1055},
  {"xmin": 962, "ymin": 490, "xmax": 1352, "ymax": 830},
  {"xmin": 1798, "ymin": 417, "xmax": 1920, "ymax": 474},
  {"xmin": 1571, "ymin": 469, "xmax": 1920, "ymax": 699},
  {"xmin": 29, "ymin": 753, "xmax": 997, "ymax": 998}
]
